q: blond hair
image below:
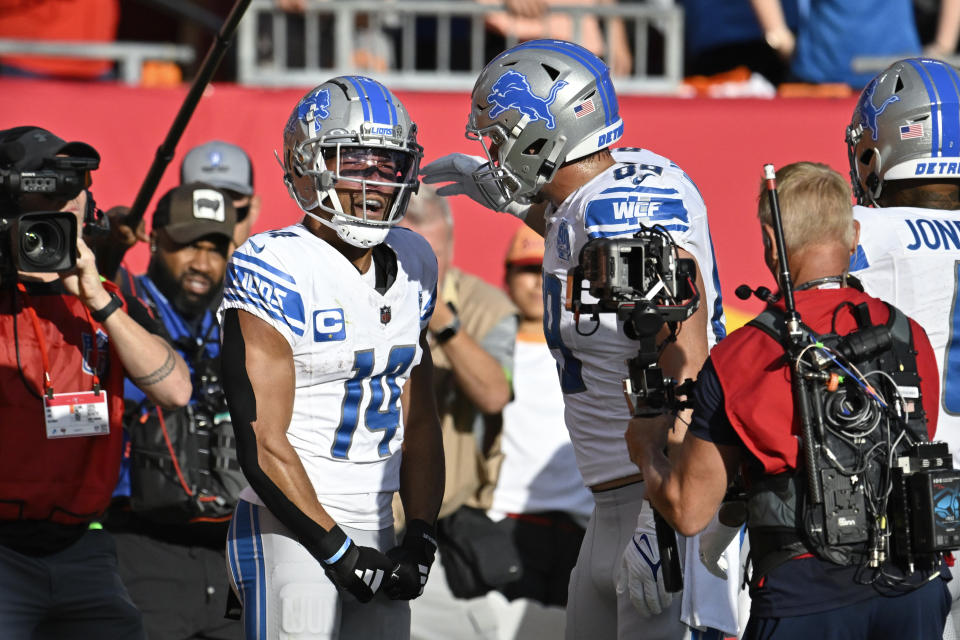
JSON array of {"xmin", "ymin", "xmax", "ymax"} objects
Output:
[{"xmin": 757, "ymin": 162, "xmax": 854, "ymax": 253}]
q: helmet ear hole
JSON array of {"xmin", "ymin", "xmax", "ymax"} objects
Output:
[{"xmin": 524, "ymin": 139, "xmax": 547, "ymax": 156}]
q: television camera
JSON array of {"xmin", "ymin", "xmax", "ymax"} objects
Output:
[{"xmin": 0, "ymin": 154, "xmax": 99, "ymax": 273}]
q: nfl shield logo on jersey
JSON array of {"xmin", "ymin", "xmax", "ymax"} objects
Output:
[{"xmin": 380, "ymin": 306, "xmax": 392, "ymax": 325}]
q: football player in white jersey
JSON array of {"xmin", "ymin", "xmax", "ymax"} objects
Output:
[
  {"xmin": 845, "ymin": 57, "xmax": 960, "ymax": 638},
  {"xmin": 421, "ymin": 40, "xmax": 737, "ymax": 640},
  {"xmin": 219, "ymin": 76, "xmax": 444, "ymax": 640}
]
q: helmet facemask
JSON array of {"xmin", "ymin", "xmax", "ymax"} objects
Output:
[{"xmin": 282, "ymin": 77, "xmax": 423, "ymax": 248}]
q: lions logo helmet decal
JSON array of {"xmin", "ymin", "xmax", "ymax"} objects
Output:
[
  {"xmin": 487, "ymin": 70, "xmax": 568, "ymax": 131},
  {"xmin": 293, "ymin": 87, "xmax": 332, "ymax": 133}
]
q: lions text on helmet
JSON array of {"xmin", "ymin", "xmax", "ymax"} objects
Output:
[{"xmin": 281, "ymin": 76, "xmax": 423, "ymax": 248}]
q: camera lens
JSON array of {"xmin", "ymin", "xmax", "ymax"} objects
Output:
[{"xmin": 19, "ymin": 219, "xmax": 65, "ymax": 270}]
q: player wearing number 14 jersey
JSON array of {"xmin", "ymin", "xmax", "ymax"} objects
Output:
[{"xmin": 220, "ymin": 76, "xmax": 444, "ymax": 640}]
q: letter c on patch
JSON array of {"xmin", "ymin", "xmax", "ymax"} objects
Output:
[{"xmin": 313, "ymin": 309, "xmax": 346, "ymax": 342}]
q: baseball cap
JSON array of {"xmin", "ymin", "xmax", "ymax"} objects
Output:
[
  {"xmin": 0, "ymin": 126, "xmax": 99, "ymax": 171},
  {"xmin": 152, "ymin": 182, "xmax": 237, "ymax": 245},
  {"xmin": 181, "ymin": 140, "xmax": 253, "ymax": 197},
  {"xmin": 505, "ymin": 225, "xmax": 545, "ymax": 267}
]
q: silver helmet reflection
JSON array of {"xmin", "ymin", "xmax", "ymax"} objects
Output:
[
  {"xmin": 467, "ymin": 39, "xmax": 623, "ymax": 209},
  {"xmin": 847, "ymin": 58, "xmax": 960, "ymax": 205}
]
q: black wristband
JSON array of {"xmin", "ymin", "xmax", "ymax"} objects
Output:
[
  {"xmin": 433, "ymin": 314, "xmax": 460, "ymax": 345},
  {"xmin": 91, "ymin": 291, "xmax": 123, "ymax": 323}
]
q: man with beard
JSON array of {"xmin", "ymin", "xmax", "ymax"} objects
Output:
[{"xmin": 107, "ymin": 182, "xmax": 243, "ymax": 640}]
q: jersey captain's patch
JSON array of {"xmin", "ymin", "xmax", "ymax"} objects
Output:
[{"xmin": 313, "ymin": 308, "xmax": 346, "ymax": 342}]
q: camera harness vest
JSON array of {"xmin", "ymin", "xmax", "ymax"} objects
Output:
[
  {"xmin": 122, "ymin": 274, "xmax": 241, "ymax": 524},
  {"xmin": 742, "ymin": 295, "xmax": 928, "ymax": 584}
]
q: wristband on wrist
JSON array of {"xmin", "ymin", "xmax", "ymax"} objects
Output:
[
  {"xmin": 91, "ymin": 291, "xmax": 123, "ymax": 323},
  {"xmin": 433, "ymin": 314, "xmax": 460, "ymax": 345},
  {"xmin": 304, "ymin": 524, "xmax": 354, "ymax": 565}
]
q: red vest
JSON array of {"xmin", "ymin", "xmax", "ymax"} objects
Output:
[
  {"xmin": 711, "ymin": 288, "xmax": 940, "ymax": 475},
  {"xmin": 0, "ymin": 282, "xmax": 126, "ymax": 524}
]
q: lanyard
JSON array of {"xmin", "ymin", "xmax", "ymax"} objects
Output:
[{"xmin": 16, "ymin": 283, "xmax": 101, "ymax": 397}]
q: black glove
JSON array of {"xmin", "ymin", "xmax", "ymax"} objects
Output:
[
  {"xmin": 384, "ymin": 519, "xmax": 438, "ymax": 600},
  {"xmin": 303, "ymin": 525, "xmax": 397, "ymax": 603}
]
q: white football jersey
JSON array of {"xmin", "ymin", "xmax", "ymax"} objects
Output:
[
  {"xmin": 542, "ymin": 148, "xmax": 725, "ymax": 486},
  {"xmin": 490, "ymin": 334, "xmax": 594, "ymax": 521},
  {"xmin": 851, "ymin": 204, "xmax": 960, "ymax": 462},
  {"xmin": 220, "ymin": 224, "xmax": 437, "ymax": 529}
]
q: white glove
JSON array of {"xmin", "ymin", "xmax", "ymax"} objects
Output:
[
  {"xmin": 616, "ymin": 507, "xmax": 674, "ymax": 617},
  {"xmin": 697, "ymin": 511, "xmax": 741, "ymax": 580},
  {"xmin": 420, "ymin": 153, "xmax": 530, "ymax": 219}
]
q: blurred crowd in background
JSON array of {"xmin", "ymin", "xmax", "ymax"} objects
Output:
[{"xmin": 2, "ymin": 0, "xmax": 959, "ymax": 96}]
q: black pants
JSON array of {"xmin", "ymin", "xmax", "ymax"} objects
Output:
[
  {"xmin": 113, "ymin": 531, "xmax": 242, "ymax": 640},
  {"xmin": 0, "ymin": 527, "xmax": 145, "ymax": 640}
]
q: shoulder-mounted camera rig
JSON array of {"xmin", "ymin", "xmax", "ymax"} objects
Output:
[{"xmin": 566, "ymin": 224, "xmax": 701, "ymax": 417}]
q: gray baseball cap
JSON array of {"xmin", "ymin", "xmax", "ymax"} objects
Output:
[{"xmin": 180, "ymin": 140, "xmax": 253, "ymax": 196}]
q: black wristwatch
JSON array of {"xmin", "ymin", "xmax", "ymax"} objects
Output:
[
  {"xmin": 91, "ymin": 291, "xmax": 123, "ymax": 323},
  {"xmin": 433, "ymin": 314, "xmax": 461, "ymax": 345}
]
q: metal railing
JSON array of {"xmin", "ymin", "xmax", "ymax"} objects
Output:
[
  {"xmin": 0, "ymin": 39, "xmax": 195, "ymax": 85},
  {"xmin": 236, "ymin": 0, "xmax": 684, "ymax": 94}
]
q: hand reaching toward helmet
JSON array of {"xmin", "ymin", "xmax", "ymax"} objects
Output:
[{"xmin": 420, "ymin": 153, "xmax": 530, "ymax": 220}]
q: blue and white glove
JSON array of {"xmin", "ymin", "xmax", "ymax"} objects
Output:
[
  {"xmin": 616, "ymin": 506, "xmax": 674, "ymax": 617},
  {"xmin": 420, "ymin": 153, "xmax": 530, "ymax": 220}
]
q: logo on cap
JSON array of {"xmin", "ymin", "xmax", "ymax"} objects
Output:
[{"xmin": 193, "ymin": 189, "xmax": 226, "ymax": 222}]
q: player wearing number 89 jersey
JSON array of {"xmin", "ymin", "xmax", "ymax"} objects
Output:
[
  {"xmin": 422, "ymin": 40, "xmax": 737, "ymax": 640},
  {"xmin": 220, "ymin": 76, "xmax": 444, "ymax": 640}
]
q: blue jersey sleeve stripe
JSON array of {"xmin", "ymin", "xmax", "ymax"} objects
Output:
[
  {"xmin": 232, "ymin": 252, "xmax": 297, "ymax": 285},
  {"xmin": 346, "ymin": 76, "xmax": 372, "ymax": 122},
  {"xmin": 599, "ymin": 186, "xmax": 680, "ymax": 196},
  {"xmin": 849, "ymin": 244, "xmax": 870, "ymax": 271},
  {"xmin": 223, "ymin": 290, "xmax": 306, "ymax": 337},
  {"xmin": 585, "ymin": 222, "xmax": 690, "ymax": 239}
]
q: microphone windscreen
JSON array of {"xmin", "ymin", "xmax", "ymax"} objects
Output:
[{"xmin": 735, "ymin": 285, "xmax": 752, "ymax": 300}]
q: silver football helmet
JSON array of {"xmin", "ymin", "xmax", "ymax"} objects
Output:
[
  {"xmin": 466, "ymin": 39, "xmax": 624, "ymax": 208},
  {"xmin": 282, "ymin": 76, "xmax": 422, "ymax": 248},
  {"xmin": 847, "ymin": 58, "xmax": 960, "ymax": 205}
]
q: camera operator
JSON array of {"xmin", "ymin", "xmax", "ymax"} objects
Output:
[
  {"xmin": 107, "ymin": 182, "xmax": 242, "ymax": 640},
  {"xmin": 626, "ymin": 162, "xmax": 951, "ymax": 639},
  {"xmin": 0, "ymin": 126, "xmax": 191, "ymax": 639}
]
